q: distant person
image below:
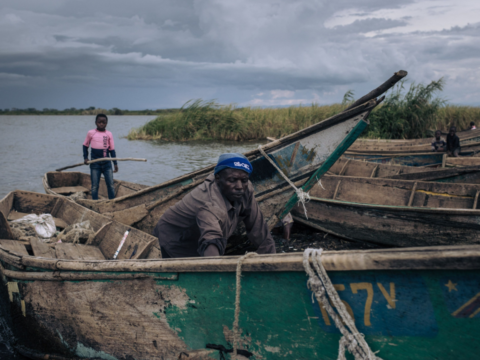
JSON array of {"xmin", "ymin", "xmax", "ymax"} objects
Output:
[
  {"xmin": 446, "ymin": 126, "xmax": 461, "ymax": 157},
  {"xmin": 431, "ymin": 130, "xmax": 446, "ymax": 152},
  {"xmin": 470, "ymin": 122, "xmax": 476, "ymax": 130},
  {"xmin": 83, "ymin": 114, "xmax": 118, "ymax": 200},
  {"xmin": 153, "ymin": 153, "xmax": 276, "ymax": 258}
]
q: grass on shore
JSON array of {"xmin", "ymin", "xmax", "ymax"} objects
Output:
[{"xmin": 128, "ymin": 80, "xmax": 480, "ymax": 141}]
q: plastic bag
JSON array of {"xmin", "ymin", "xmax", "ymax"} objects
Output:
[{"xmin": 11, "ymin": 214, "xmax": 56, "ymax": 239}]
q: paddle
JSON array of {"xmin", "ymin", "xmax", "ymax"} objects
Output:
[{"xmin": 55, "ymin": 158, "xmax": 147, "ymax": 172}]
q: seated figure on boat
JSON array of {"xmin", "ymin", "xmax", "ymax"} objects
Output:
[
  {"xmin": 470, "ymin": 121, "xmax": 476, "ymax": 130},
  {"xmin": 446, "ymin": 126, "xmax": 461, "ymax": 157},
  {"xmin": 431, "ymin": 130, "xmax": 446, "ymax": 152},
  {"xmin": 153, "ymin": 153, "xmax": 276, "ymax": 258}
]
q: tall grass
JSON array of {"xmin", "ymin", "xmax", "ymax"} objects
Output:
[
  {"xmin": 128, "ymin": 80, "xmax": 480, "ymax": 141},
  {"xmin": 127, "ymin": 99, "xmax": 345, "ymax": 141}
]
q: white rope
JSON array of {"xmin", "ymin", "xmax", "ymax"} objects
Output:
[
  {"xmin": 303, "ymin": 249, "xmax": 382, "ymax": 360},
  {"xmin": 232, "ymin": 252, "xmax": 256, "ymax": 357},
  {"xmin": 258, "ymin": 145, "xmax": 311, "ymax": 219}
]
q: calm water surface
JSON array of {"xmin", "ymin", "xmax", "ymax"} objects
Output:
[
  {"xmin": 0, "ymin": 115, "xmax": 264, "ymax": 358},
  {"xmin": 0, "ymin": 115, "xmax": 266, "ymax": 199}
]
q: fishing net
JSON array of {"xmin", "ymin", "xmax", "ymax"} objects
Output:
[
  {"xmin": 68, "ymin": 191, "xmax": 87, "ymax": 200},
  {"xmin": 56, "ymin": 221, "xmax": 95, "ymax": 244}
]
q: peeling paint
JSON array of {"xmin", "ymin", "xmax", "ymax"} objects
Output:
[
  {"xmin": 264, "ymin": 346, "xmax": 280, "ymax": 353},
  {"xmin": 76, "ymin": 343, "xmax": 118, "ymax": 360},
  {"xmin": 7, "ymin": 282, "xmax": 19, "ymax": 302}
]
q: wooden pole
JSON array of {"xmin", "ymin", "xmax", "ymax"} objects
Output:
[
  {"xmin": 55, "ymin": 158, "xmax": 147, "ymax": 172},
  {"xmin": 344, "ymin": 70, "xmax": 407, "ymax": 111}
]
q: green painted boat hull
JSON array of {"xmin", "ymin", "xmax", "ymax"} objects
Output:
[{"xmin": 4, "ymin": 267, "xmax": 480, "ymax": 359}]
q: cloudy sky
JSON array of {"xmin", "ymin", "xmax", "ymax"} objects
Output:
[{"xmin": 1, "ymin": 0, "xmax": 479, "ymax": 110}]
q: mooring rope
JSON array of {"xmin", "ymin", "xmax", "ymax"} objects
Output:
[
  {"xmin": 303, "ymin": 249, "xmax": 382, "ymax": 360},
  {"xmin": 257, "ymin": 145, "xmax": 311, "ymax": 219},
  {"xmin": 232, "ymin": 252, "xmax": 256, "ymax": 357}
]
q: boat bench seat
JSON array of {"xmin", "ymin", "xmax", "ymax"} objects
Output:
[{"xmin": 50, "ymin": 186, "xmax": 89, "ymax": 195}]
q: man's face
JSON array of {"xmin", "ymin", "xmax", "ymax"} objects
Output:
[
  {"xmin": 96, "ymin": 117, "xmax": 107, "ymax": 130},
  {"xmin": 215, "ymin": 168, "xmax": 249, "ymax": 203},
  {"xmin": 449, "ymin": 127, "xmax": 456, "ymax": 136},
  {"xmin": 435, "ymin": 131, "xmax": 441, "ymax": 140}
]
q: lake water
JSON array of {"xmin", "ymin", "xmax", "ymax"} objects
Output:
[
  {"xmin": 0, "ymin": 115, "xmax": 266, "ymax": 199},
  {"xmin": 0, "ymin": 115, "xmax": 265, "ymax": 359}
]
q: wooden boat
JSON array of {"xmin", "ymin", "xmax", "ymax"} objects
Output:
[
  {"xmin": 0, "ymin": 190, "xmax": 161, "ymax": 261},
  {"xmin": 348, "ymin": 128, "xmax": 480, "ymax": 154},
  {"xmin": 344, "ymin": 151, "xmax": 445, "ymax": 167},
  {"xmin": 75, "ymin": 100, "xmax": 381, "ymax": 231},
  {"xmin": 330, "ymin": 158, "xmax": 480, "ymax": 184},
  {"xmin": 1, "ymin": 226, "xmax": 480, "ymax": 359},
  {"xmin": 291, "ymin": 175, "xmax": 480, "ymax": 247},
  {"xmin": 43, "ymin": 171, "xmax": 149, "ymax": 199}
]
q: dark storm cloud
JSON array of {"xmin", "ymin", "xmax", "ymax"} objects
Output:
[{"xmin": 0, "ymin": 0, "xmax": 479, "ymax": 109}]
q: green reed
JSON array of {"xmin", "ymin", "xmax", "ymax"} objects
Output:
[{"xmin": 128, "ymin": 80, "xmax": 480, "ymax": 141}]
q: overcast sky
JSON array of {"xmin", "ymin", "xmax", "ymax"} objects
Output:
[{"xmin": 1, "ymin": 0, "xmax": 479, "ymax": 109}]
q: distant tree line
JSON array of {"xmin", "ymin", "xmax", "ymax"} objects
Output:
[{"xmin": 0, "ymin": 106, "xmax": 180, "ymax": 116}]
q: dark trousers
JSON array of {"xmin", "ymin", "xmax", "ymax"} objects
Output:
[{"xmin": 90, "ymin": 162, "xmax": 115, "ymax": 200}]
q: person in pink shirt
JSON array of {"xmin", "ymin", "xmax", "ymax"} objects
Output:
[{"xmin": 83, "ymin": 114, "xmax": 118, "ymax": 200}]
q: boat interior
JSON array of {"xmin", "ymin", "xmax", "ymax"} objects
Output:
[
  {"xmin": 44, "ymin": 171, "xmax": 149, "ymax": 199},
  {"xmin": 309, "ymin": 175, "xmax": 480, "ymax": 210},
  {"xmin": 0, "ymin": 191, "xmax": 161, "ymax": 262}
]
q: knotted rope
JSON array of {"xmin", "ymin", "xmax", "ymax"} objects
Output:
[
  {"xmin": 257, "ymin": 145, "xmax": 311, "ymax": 218},
  {"xmin": 303, "ymin": 249, "xmax": 382, "ymax": 360},
  {"xmin": 232, "ymin": 252, "xmax": 256, "ymax": 357}
]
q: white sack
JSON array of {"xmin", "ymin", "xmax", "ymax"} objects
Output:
[{"xmin": 11, "ymin": 214, "xmax": 56, "ymax": 238}]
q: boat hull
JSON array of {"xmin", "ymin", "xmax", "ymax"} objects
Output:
[{"xmin": 3, "ymin": 266, "xmax": 480, "ymax": 360}]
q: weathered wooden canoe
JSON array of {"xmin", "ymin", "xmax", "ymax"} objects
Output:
[
  {"xmin": 330, "ymin": 158, "xmax": 480, "ymax": 184},
  {"xmin": 348, "ymin": 129, "xmax": 480, "ymax": 154},
  {"xmin": 0, "ymin": 190, "xmax": 162, "ymax": 261},
  {"xmin": 43, "ymin": 171, "xmax": 149, "ymax": 199},
  {"xmin": 76, "ymin": 99, "xmax": 380, "ymax": 232},
  {"xmin": 291, "ymin": 175, "xmax": 480, "ymax": 247},
  {"xmin": 1, "ymin": 236, "xmax": 480, "ymax": 359},
  {"xmin": 344, "ymin": 152, "xmax": 445, "ymax": 167}
]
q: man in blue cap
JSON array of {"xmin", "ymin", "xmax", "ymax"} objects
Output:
[{"xmin": 153, "ymin": 153, "xmax": 276, "ymax": 258}]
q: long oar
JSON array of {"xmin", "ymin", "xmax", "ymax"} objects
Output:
[{"xmin": 55, "ymin": 158, "xmax": 147, "ymax": 172}]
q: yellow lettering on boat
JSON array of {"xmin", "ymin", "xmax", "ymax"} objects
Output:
[
  {"xmin": 377, "ymin": 283, "xmax": 396, "ymax": 309},
  {"xmin": 351, "ymin": 283, "xmax": 374, "ymax": 326},
  {"xmin": 319, "ymin": 284, "xmax": 355, "ymax": 326}
]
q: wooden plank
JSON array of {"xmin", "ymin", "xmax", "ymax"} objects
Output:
[
  {"xmin": 289, "ymin": 142, "xmax": 300, "ymax": 164},
  {"xmin": 442, "ymin": 153, "xmax": 447, "ymax": 168},
  {"xmin": 50, "ymin": 186, "xmax": 89, "ymax": 194},
  {"xmin": 474, "ymin": 191, "xmax": 480, "ymax": 210},
  {"xmin": 132, "ymin": 239, "xmax": 157, "ymax": 260},
  {"xmin": 104, "ymin": 204, "xmax": 149, "ymax": 226},
  {"xmin": 0, "ymin": 240, "xmax": 28, "ymax": 255},
  {"xmin": 7, "ymin": 211, "xmax": 68, "ymax": 229},
  {"xmin": 407, "ymin": 182, "xmax": 418, "ymax": 206},
  {"xmin": 0, "ymin": 211, "xmax": 14, "ymax": 240},
  {"xmin": 338, "ymin": 159, "xmax": 350, "ymax": 176},
  {"xmin": 88, "ymin": 221, "xmax": 112, "ymax": 246},
  {"xmin": 370, "ymin": 164, "xmax": 378, "ymax": 178},
  {"xmin": 55, "ymin": 243, "xmax": 105, "ymax": 260},
  {"xmin": 30, "ymin": 238, "xmax": 56, "ymax": 258}
]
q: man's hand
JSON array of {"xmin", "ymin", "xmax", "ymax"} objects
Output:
[
  {"xmin": 204, "ymin": 244, "xmax": 220, "ymax": 257},
  {"xmin": 114, "ymin": 165, "xmax": 119, "ymax": 173},
  {"xmin": 84, "ymin": 159, "xmax": 89, "ymax": 165}
]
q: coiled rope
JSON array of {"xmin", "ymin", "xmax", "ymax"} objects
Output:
[
  {"xmin": 257, "ymin": 145, "xmax": 311, "ymax": 218},
  {"xmin": 303, "ymin": 249, "xmax": 382, "ymax": 360}
]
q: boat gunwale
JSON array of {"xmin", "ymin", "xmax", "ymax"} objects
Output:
[{"xmin": 1, "ymin": 243, "xmax": 480, "ymax": 276}]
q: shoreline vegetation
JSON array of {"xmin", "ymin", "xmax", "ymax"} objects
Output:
[
  {"xmin": 127, "ymin": 79, "xmax": 480, "ymax": 141},
  {"xmin": 0, "ymin": 107, "xmax": 178, "ymax": 116}
]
